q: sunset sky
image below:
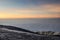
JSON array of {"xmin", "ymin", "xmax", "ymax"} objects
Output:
[{"xmin": 0, "ymin": 0, "xmax": 60, "ymax": 18}]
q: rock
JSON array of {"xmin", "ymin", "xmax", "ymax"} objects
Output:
[
  {"xmin": 0, "ymin": 25, "xmax": 60, "ymax": 40},
  {"xmin": 35, "ymin": 31, "xmax": 60, "ymax": 36},
  {"xmin": 53, "ymin": 32, "xmax": 60, "ymax": 35},
  {"xmin": 0, "ymin": 30, "xmax": 60, "ymax": 40},
  {"xmin": 0, "ymin": 25, "xmax": 35, "ymax": 33}
]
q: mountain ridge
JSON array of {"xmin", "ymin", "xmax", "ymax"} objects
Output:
[{"xmin": 0, "ymin": 25, "xmax": 35, "ymax": 33}]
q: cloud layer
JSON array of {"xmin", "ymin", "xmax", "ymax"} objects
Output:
[{"xmin": 0, "ymin": 0, "xmax": 60, "ymax": 18}]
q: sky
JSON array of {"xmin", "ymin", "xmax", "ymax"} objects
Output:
[{"xmin": 0, "ymin": 0, "xmax": 60, "ymax": 18}]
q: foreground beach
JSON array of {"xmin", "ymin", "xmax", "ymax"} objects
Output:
[{"xmin": 0, "ymin": 25, "xmax": 60, "ymax": 40}]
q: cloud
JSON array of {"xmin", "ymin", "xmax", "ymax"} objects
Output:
[{"xmin": 7, "ymin": 4, "xmax": 60, "ymax": 14}]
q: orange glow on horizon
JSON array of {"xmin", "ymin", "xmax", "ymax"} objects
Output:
[
  {"xmin": 0, "ymin": 4, "xmax": 60, "ymax": 19},
  {"xmin": 0, "ymin": 13, "xmax": 60, "ymax": 19}
]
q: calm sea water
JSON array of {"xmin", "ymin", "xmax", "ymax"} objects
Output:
[{"xmin": 0, "ymin": 18, "xmax": 60, "ymax": 32}]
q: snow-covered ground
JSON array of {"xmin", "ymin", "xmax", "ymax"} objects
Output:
[{"xmin": 0, "ymin": 25, "xmax": 60, "ymax": 40}]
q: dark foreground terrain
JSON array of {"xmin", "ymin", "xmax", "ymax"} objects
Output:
[{"xmin": 0, "ymin": 25, "xmax": 60, "ymax": 40}]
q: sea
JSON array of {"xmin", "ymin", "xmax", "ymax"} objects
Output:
[{"xmin": 0, "ymin": 18, "xmax": 60, "ymax": 32}]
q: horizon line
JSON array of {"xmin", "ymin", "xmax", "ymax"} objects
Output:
[{"xmin": 0, "ymin": 18, "xmax": 60, "ymax": 19}]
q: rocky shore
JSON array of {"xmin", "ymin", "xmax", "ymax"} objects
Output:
[{"xmin": 0, "ymin": 25, "xmax": 60, "ymax": 40}]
